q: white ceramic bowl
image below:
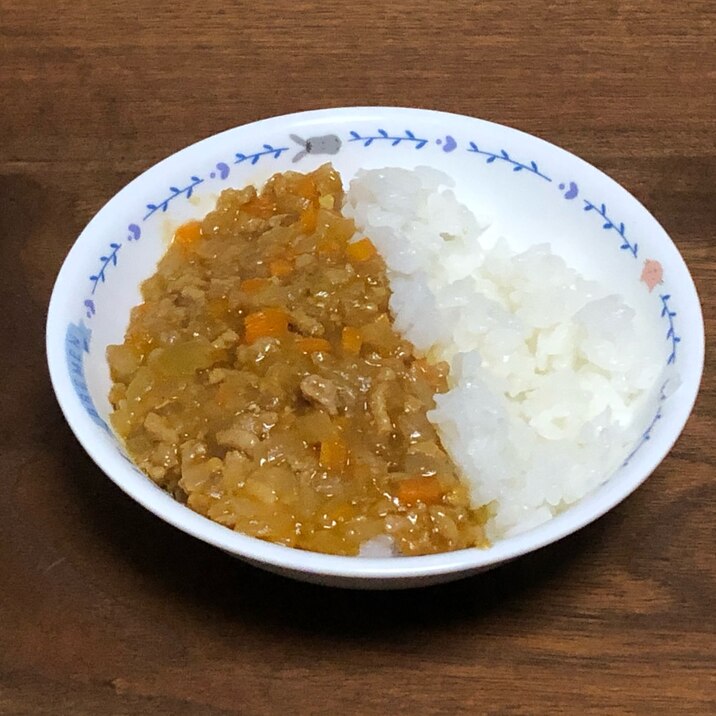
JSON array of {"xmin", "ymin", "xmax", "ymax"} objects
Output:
[{"xmin": 46, "ymin": 107, "xmax": 704, "ymax": 589}]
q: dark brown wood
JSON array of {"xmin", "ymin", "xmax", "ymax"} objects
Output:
[{"xmin": 1, "ymin": 1, "xmax": 714, "ymax": 713}]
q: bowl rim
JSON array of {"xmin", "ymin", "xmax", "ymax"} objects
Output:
[{"xmin": 46, "ymin": 105, "xmax": 706, "ymax": 581}]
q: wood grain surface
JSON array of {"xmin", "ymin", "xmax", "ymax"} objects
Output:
[{"xmin": 1, "ymin": 1, "xmax": 714, "ymax": 713}]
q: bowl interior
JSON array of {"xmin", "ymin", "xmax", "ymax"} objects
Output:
[{"xmin": 47, "ymin": 107, "xmax": 704, "ymax": 586}]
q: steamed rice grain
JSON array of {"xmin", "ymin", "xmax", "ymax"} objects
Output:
[{"xmin": 345, "ymin": 167, "xmax": 663, "ymax": 539}]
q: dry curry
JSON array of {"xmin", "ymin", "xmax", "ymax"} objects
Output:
[{"xmin": 108, "ymin": 164, "xmax": 488, "ymax": 556}]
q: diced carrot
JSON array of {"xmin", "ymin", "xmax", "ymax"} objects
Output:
[
  {"xmin": 173, "ymin": 220, "xmax": 202, "ymax": 247},
  {"xmin": 241, "ymin": 194, "xmax": 276, "ymax": 218},
  {"xmin": 319, "ymin": 436, "xmax": 348, "ymax": 472},
  {"xmin": 269, "ymin": 258, "xmax": 293, "ymax": 277},
  {"xmin": 295, "ymin": 336, "xmax": 332, "ymax": 353},
  {"xmin": 244, "ymin": 308, "xmax": 289, "ymax": 344},
  {"xmin": 240, "ymin": 277, "xmax": 270, "ymax": 294},
  {"xmin": 395, "ymin": 476, "xmax": 443, "ymax": 505},
  {"xmin": 341, "ymin": 326, "xmax": 362, "ymax": 354},
  {"xmin": 346, "ymin": 237, "xmax": 377, "ymax": 262},
  {"xmin": 300, "ymin": 203, "xmax": 318, "ymax": 234}
]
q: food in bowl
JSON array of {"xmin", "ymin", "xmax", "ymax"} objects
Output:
[
  {"xmin": 345, "ymin": 167, "xmax": 664, "ymax": 539},
  {"xmin": 107, "ymin": 164, "xmax": 489, "ymax": 556},
  {"xmin": 46, "ymin": 107, "xmax": 705, "ymax": 587},
  {"xmin": 107, "ymin": 163, "xmax": 663, "ymax": 557}
]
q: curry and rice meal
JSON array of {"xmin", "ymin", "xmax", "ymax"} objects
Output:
[{"xmin": 108, "ymin": 164, "xmax": 661, "ymax": 556}]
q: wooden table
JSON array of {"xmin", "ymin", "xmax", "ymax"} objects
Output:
[{"xmin": 1, "ymin": 1, "xmax": 714, "ymax": 713}]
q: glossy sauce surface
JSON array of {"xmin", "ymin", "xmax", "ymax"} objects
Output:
[{"xmin": 108, "ymin": 165, "xmax": 487, "ymax": 555}]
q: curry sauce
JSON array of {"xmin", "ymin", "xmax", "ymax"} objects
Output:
[{"xmin": 107, "ymin": 164, "xmax": 488, "ymax": 556}]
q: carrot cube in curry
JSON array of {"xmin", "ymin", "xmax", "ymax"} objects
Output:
[
  {"xmin": 346, "ymin": 237, "xmax": 377, "ymax": 262},
  {"xmin": 173, "ymin": 220, "xmax": 202, "ymax": 247},
  {"xmin": 395, "ymin": 476, "xmax": 443, "ymax": 505},
  {"xmin": 244, "ymin": 308, "xmax": 289, "ymax": 344}
]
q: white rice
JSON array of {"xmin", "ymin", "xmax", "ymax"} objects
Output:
[{"xmin": 345, "ymin": 167, "xmax": 664, "ymax": 540}]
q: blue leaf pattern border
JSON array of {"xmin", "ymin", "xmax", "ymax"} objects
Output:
[
  {"xmin": 72, "ymin": 125, "xmax": 682, "ymax": 467},
  {"xmin": 143, "ymin": 176, "xmax": 204, "ymax": 220},
  {"xmin": 659, "ymin": 294, "xmax": 681, "ymax": 365},
  {"xmin": 349, "ymin": 129, "xmax": 428, "ymax": 148},
  {"xmin": 235, "ymin": 144, "xmax": 289, "ymax": 165},
  {"xmin": 583, "ymin": 200, "xmax": 637, "ymax": 257},
  {"xmin": 622, "ymin": 380, "xmax": 669, "ymax": 466},
  {"xmin": 467, "ymin": 142, "xmax": 551, "ymax": 181},
  {"xmin": 89, "ymin": 242, "xmax": 121, "ymax": 294}
]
